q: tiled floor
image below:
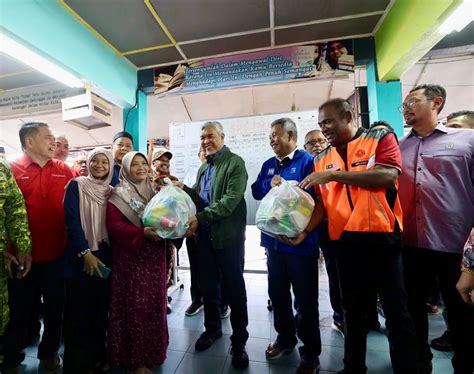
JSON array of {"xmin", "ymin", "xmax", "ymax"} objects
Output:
[{"xmin": 18, "ymin": 228, "xmax": 454, "ymax": 373}]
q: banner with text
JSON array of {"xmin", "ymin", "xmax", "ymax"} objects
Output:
[
  {"xmin": 0, "ymin": 83, "xmax": 83, "ymax": 118},
  {"xmin": 154, "ymin": 39, "xmax": 354, "ymax": 95}
]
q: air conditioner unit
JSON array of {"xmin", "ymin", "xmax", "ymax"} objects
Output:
[{"xmin": 61, "ymin": 91, "xmax": 115, "ymax": 130}]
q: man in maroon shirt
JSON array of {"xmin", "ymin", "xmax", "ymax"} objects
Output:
[{"xmin": 2, "ymin": 122, "xmax": 73, "ymax": 374}]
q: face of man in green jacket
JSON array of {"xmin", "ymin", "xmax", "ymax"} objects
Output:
[{"xmin": 200, "ymin": 124, "xmax": 225, "ymax": 156}]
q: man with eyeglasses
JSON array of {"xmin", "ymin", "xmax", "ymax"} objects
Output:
[
  {"xmin": 398, "ymin": 84, "xmax": 474, "ymax": 374},
  {"xmin": 304, "ymin": 130, "xmax": 345, "ymax": 336},
  {"xmin": 304, "ymin": 130, "xmax": 328, "ymax": 157}
]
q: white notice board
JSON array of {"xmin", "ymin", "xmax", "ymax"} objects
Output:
[{"xmin": 170, "ymin": 110, "xmax": 319, "ymax": 224}]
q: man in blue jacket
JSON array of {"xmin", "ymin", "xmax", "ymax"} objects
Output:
[{"xmin": 251, "ymin": 118, "xmax": 322, "ymax": 374}]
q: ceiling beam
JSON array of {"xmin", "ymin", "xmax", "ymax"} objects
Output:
[
  {"xmin": 274, "ymin": 10, "xmax": 385, "ymax": 30},
  {"xmin": 139, "ymin": 33, "xmax": 373, "ymax": 70},
  {"xmin": 269, "ymin": 0, "xmax": 275, "ymax": 46},
  {"xmin": 122, "ymin": 10, "xmax": 383, "ymax": 56}
]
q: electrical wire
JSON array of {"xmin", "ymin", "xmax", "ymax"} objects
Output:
[{"xmin": 124, "ymin": 86, "xmax": 140, "ymax": 131}]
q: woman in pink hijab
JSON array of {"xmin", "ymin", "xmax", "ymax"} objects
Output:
[{"xmin": 106, "ymin": 151, "xmax": 168, "ymax": 374}]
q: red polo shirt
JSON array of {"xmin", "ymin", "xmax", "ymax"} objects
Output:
[{"xmin": 10, "ymin": 155, "xmax": 73, "ymax": 262}]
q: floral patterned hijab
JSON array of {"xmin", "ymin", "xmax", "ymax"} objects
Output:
[{"xmin": 108, "ymin": 151, "xmax": 156, "ymax": 227}]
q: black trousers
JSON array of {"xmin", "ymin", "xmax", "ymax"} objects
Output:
[
  {"xmin": 197, "ymin": 227, "xmax": 249, "ymax": 347},
  {"xmin": 2, "ymin": 258, "xmax": 64, "ymax": 368},
  {"xmin": 186, "ymin": 236, "xmax": 202, "ymax": 304},
  {"xmin": 187, "ymin": 236, "xmax": 231, "ymax": 310},
  {"xmin": 63, "ymin": 274, "xmax": 110, "ymax": 374},
  {"xmin": 403, "ymin": 247, "xmax": 474, "ymax": 374},
  {"xmin": 321, "ymin": 240, "xmax": 378, "ymax": 327},
  {"xmin": 320, "ymin": 240, "xmax": 344, "ymax": 325},
  {"xmin": 335, "ymin": 242, "xmax": 417, "ymax": 374},
  {"xmin": 267, "ymin": 249, "xmax": 321, "ymax": 362}
]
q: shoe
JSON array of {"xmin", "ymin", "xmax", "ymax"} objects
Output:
[
  {"xmin": 39, "ymin": 354, "xmax": 63, "ymax": 372},
  {"xmin": 296, "ymin": 359, "xmax": 320, "ymax": 374},
  {"xmin": 167, "ymin": 302, "xmax": 172, "ymax": 314},
  {"xmin": 195, "ymin": 331, "xmax": 223, "ymax": 351},
  {"xmin": 220, "ymin": 305, "xmax": 231, "ymax": 319},
  {"xmin": 368, "ymin": 320, "xmax": 381, "ymax": 331},
  {"xmin": 426, "ymin": 303, "xmax": 439, "ymax": 314},
  {"xmin": 265, "ymin": 340, "xmax": 294, "ymax": 360},
  {"xmin": 185, "ymin": 301, "xmax": 204, "ymax": 317},
  {"xmin": 331, "ymin": 321, "xmax": 345, "ymax": 338},
  {"xmin": 431, "ymin": 330, "xmax": 452, "ymax": 352},
  {"xmin": 231, "ymin": 345, "xmax": 249, "ymax": 370}
]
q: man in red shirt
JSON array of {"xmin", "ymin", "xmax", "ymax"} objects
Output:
[
  {"xmin": 2, "ymin": 122, "xmax": 72, "ymax": 374},
  {"xmin": 299, "ymin": 99, "xmax": 417, "ymax": 374}
]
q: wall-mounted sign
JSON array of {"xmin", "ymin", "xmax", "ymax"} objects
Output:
[
  {"xmin": 0, "ymin": 83, "xmax": 83, "ymax": 118},
  {"xmin": 154, "ymin": 39, "xmax": 354, "ymax": 95}
]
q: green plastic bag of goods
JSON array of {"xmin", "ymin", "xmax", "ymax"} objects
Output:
[
  {"xmin": 142, "ymin": 184, "xmax": 196, "ymax": 239},
  {"xmin": 256, "ymin": 180, "xmax": 314, "ymax": 238}
]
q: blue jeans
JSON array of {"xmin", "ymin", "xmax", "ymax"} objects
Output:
[{"xmin": 267, "ymin": 249, "xmax": 321, "ymax": 362}]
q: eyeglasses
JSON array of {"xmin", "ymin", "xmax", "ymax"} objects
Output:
[
  {"xmin": 398, "ymin": 98, "xmax": 431, "ymax": 112},
  {"xmin": 305, "ymin": 139, "xmax": 327, "ymax": 147}
]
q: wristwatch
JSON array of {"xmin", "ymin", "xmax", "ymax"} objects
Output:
[{"xmin": 78, "ymin": 249, "xmax": 90, "ymax": 258}]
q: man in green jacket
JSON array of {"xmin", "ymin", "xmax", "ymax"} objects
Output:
[
  {"xmin": 0, "ymin": 158, "xmax": 32, "ymax": 337},
  {"xmin": 181, "ymin": 121, "xmax": 249, "ymax": 370}
]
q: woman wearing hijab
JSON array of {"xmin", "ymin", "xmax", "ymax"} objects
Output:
[
  {"xmin": 106, "ymin": 152, "xmax": 168, "ymax": 374},
  {"xmin": 63, "ymin": 148, "xmax": 114, "ymax": 374}
]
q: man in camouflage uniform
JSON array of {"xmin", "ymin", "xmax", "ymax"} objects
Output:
[{"xmin": 0, "ymin": 158, "xmax": 32, "ymax": 335}]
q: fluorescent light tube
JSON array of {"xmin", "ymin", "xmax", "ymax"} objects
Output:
[
  {"xmin": 438, "ymin": 0, "xmax": 474, "ymax": 35},
  {"xmin": 0, "ymin": 33, "xmax": 83, "ymax": 88}
]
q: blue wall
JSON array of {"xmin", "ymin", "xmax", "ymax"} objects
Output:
[{"xmin": 355, "ymin": 38, "xmax": 404, "ymax": 137}]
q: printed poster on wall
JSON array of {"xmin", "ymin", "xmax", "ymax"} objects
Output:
[{"xmin": 154, "ymin": 39, "xmax": 354, "ymax": 95}]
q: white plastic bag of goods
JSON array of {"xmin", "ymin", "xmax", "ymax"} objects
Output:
[
  {"xmin": 256, "ymin": 180, "xmax": 314, "ymax": 238},
  {"xmin": 142, "ymin": 184, "xmax": 197, "ymax": 239}
]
